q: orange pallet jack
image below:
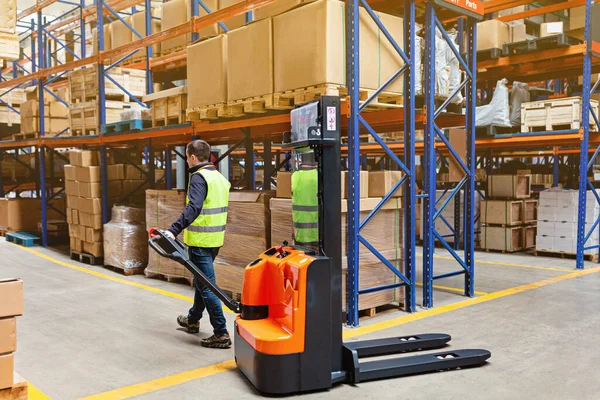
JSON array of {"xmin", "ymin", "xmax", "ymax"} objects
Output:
[{"xmin": 149, "ymin": 96, "xmax": 490, "ymax": 395}]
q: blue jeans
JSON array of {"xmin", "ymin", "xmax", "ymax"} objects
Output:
[{"xmin": 187, "ymin": 247, "xmax": 228, "ymax": 336}]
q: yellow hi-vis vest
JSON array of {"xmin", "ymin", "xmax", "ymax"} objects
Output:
[
  {"xmin": 292, "ymin": 168, "xmax": 319, "ymax": 248},
  {"xmin": 184, "ymin": 167, "xmax": 231, "ymax": 248}
]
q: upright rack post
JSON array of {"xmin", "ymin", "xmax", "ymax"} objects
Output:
[
  {"xmin": 38, "ymin": 10, "xmax": 48, "ymax": 247},
  {"xmin": 98, "ymin": 0, "xmax": 109, "ymax": 225}
]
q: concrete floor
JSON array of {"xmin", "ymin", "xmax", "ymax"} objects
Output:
[{"xmin": 2, "ymin": 238, "xmax": 600, "ymax": 399}]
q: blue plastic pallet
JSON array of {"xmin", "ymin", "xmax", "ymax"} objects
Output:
[
  {"xmin": 100, "ymin": 119, "xmax": 151, "ymax": 134},
  {"xmin": 5, "ymin": 232, "xmax": 40, "ymax": 247}
]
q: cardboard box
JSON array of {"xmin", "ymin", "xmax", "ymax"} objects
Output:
[
  {"xmin": 187, "ymin": 35, "xmax": 227, "ymax": 108},
  {"xmin": 554, "ymin": 237, "xmax": 574, "ymax": 253},
  {"xmin": 66, "ymin": 208, "xmax": 73, "ymax": 224},
  {"xmin": 536, "ymin": 235, "xmax": 554, "ymax": 251},
  {"xmin": 65, "ymin": 180, "xmax": 78, "ymax": 196},
  {"xmin": 341, "ymin": 171, "xmax": 369, "ymax": 199},
  {"xmin": 79, "ymin": 212, "xmax": 102, "ymax": 230},
  {"xmin": 72, "ymin": 209, "xmax": 79, "ymax": 225},
  {"xmin": 571, "ymin": 6, "xmax": 585, "ymax": 31},
  {"xmin": 78, "ymin": 197, "xmax": 102, "ymax": 215},
  {"xmin": 537, "ymin": 220, "xmax": 555, "ymax": 237},
  {"xmin": 71, "ymin": 237, "xmax": 84, "ymax": 252},
  {"xmin": 508, "ymin": 21, "xmax": 527, "ymax": 43},
  {"xmin": 254, "ymin": 0, "xmax": 316, "ymax": 19},
  {"xmin": 83, "ymin": 241, "xmax": 103, "ymax": 257},
  {"xmin": 541, "ymin": 22, "xmax": 563, "ymax": 37},
  {"xmin": 76, "ymin": 166, "xmax": 101, "ymax": 183},
  {"xmin": 227, "ymin": 18, "xmax": 273, "ymax": 101},
  {"xmin": 481, "ymin": 200, "xmax": 523, "ymax": 226},
  {"xmin": 273, "ymin": 0, "xmax": 404, "ymax": 93},
  {"xmin": 0, "ymin": 353, "xmax": 14, "ymax": 390},
  {"xmin": 276, "ymin": 171, "xmax": 292, "ymax": 198},
  {"xmin": 50, "ymin": 118, "xmax": 69, "ymax": 134},
  {"xmin": 220, "ymin": 0, "xmax": 246, "ymax": 32},
  {"xmin": 110, "ymin": 15, "xmax": 133, "ymax": 49},
  {"xmin": 537, "ymin": 206, "xmax": 556, "ymax": 222},
  {"xmin": 0, "ymin": 279, "xmax": 23, "ymax": 318},
  {"xmin": 78, "ymin": 182, "xmax": 102, "ymax": 198},
  {"xmin": 124, "ymin": 179, "xmax": 149, "ymax": 195},
  {"xmin": 368, "ymin": 171, "xmax": 403, "ymax": 198},
  {"xmin": 161, "ymin": 0, "xmax": 218, "ymax": 52},
  {"xmin": 86, "ymin": 227, "xmax": 102, "ymax": 243},
  {"xmin": 125, "ymin": 165, "xmax": 146, "ymax": 180},
  {"xmin": 107, "ymin": 164, "xmax": 125, "ymax": 181},
  {"xmin": 487, "ymin": 175, "xmax": 531, "ymax": 199},
  {"xmin": 108, "ymin": 180, "xmax": 123, "ymax": 197},
  {"xmin": 50, "ymin": 101, "xmax": 69, "ymax": 118},
  {"xmin": 64, "ymin": 165, "xmax": 76, "ymax": 181},
  {"xmin": 131, "ymin": 10, "xmax": 161, "ymax": 56},
  {"xmin": 0, "ymin": 318, "xmax": 16, "ymax": 355},
  {"xmin": 0, "ymin": 198, "xmax": 65, "ymax": 231},
  {"xmin": 20, "ymin": 100, "xmax": 49, "ymax": 118},
  {"xmin": 476, "ymin": 20, "xmax": 509, "ymax": 51},
  {"xmin": 69, "ymin": 150, "xmax": 98, "ymax": 167},
  {"xmin": 448, "ymin": 128, "xmax": 466, "ymax": 182}
]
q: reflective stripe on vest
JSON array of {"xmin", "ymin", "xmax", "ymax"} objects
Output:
[
  {"xmin": 291, "ymin": 168, "xmax": 319, "ymax": 246},
  {"xmin": 184, "ymin": 167, "xmax": 231, "ymax": 248}
]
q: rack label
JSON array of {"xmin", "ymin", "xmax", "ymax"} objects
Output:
[
  {"xmin": 327, "ymin": 107, "xmax": 337, "ymax": 131},
  {"xmin": 436, "ymin": 0, "xmax": 484, "ymax": 18}
]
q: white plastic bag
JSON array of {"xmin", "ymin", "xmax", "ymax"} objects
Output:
[
  {"xmin": 509, "ymin": 81, "xmax": 530, "ymax": 127},
  {"xmin": 476, "ymin": 79, "xmax": 511, "ymax": 127},
  {"xmin": 447, "ymin": 30, "xmax": 464, "ymax": 105},
  {"xmin": 435, "ymin": 28, "xmax": 450, "ymax": 99}
]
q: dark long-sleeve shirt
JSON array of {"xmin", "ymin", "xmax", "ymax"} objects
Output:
[{"xmin": 168, "ymin": 162, "xmax": 215, "ymax": 237}]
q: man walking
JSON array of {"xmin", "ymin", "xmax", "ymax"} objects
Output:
[{"xmin": 165, "ymin": 139, "xmax": 232, "ymax": 349}]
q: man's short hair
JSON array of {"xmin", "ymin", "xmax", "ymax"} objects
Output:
[{"xmin": 186, "ymin": 140, "xmax": 211, "ymax": 162}]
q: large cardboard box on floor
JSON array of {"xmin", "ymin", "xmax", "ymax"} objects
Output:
[
  {"xmin": 187, "ymin": 35, "xmax": 227, "ymax": 108},
  {"xmin": 161, "ymin": 0, "xmax": 218, "ymax": 53},
  {"xmin": 0, "ymin": 198, "xmax": 65, "ymax": 231},
  {"xmin": 0, "ymin": 318, "xmax": 16, "ymax": 354},
  {"xmin": 227, "ymin": 18, "xmax": 273, "ymax": 101},
  {"xmin": 476, "ymin": 19, "xmax": 509, "ymax": 51},
  {"xmin": 273, "ymin": 0, "xmax": 404, "ymax": 93},
  {"xmin": 0, "ymin": 353, "xmax": 14, "ymax": 390},
  {"xmin": 0, "ymin": 279, "xmax": 23, "ymax": 319}
]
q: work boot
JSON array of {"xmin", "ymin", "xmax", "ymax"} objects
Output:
[
  {"xmin": 177, "ymin": 315, "xmax": 199, "ymax": 334},
  {"xmin": 201, "ymin": 333, "xmax": 232, "ymax": 349}
]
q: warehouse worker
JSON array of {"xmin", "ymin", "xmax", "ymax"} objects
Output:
[
  {"xmin": 291, "ymin": 153, "xmax": 319, "ymax": 251},
  {"xmin": 164, "ymin": 139, "xmax": 232, "ymax": 349}
]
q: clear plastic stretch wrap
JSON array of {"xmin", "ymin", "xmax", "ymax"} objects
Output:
[
  {"xmin": 104, "ymin": 206, "xmax": 148, "ymax": 273},
  {"xmin": 510, "ymin": 81, "xmax": 530, "ymax": 127},
  {"xmin": 415, "ymin": 34, "xmax": 424, "ymax": 96},
  {"xmin": 120, "ymin": 108, "xmax": 152, "ymax": 121},
  {"xmin": 476, "ymin": 79, "xmax": 511, "ymax": 127},
  {"xmin": 447, "ymin": 30, "xmax": 464, "ymax": 105}
]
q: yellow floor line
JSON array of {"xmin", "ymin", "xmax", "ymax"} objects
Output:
[
  {"xmin": 415, "ymin": 252, "xmax": 573, "ymax": 273},
  {"xmin": 79, "ymin": 360, "xmax": 236, "ymax": 400},
  {"xmin": 78, "ymin": 265, "xmax": 600, "ymax": 399},
  {"xmin": 415, "ymin": 282, "xmax": 488, "ymax": 296},
  {"xmin": 28, "ymin": 382, "xmax": 51, "ymax": 400}
]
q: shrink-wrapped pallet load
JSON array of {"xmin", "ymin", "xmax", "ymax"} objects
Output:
[{"xmin": 104, "ymin": 206, "xmax": 148, "ymax": 274}]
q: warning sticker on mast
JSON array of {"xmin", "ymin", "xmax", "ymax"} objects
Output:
[{"xmin": 436, "ymin": 0, "xmax": 484, "ymax": 18}]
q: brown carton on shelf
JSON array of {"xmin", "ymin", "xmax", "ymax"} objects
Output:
[
  {"xmin": 64, "ymin": 165, "xmax": 76, "ymax": 181},
  {"xmin": 368, "ymin": 171, "xmax": 403, "ymax": 198},
  {"xmin": 254, "ymin": 0, "xmax": 316, "ymax": 20},
  {"xmin": 448, "ymin": 128, "xmax": 467, "ymax": 182},
  {"xmin": 273, "ymin": 0, "xmax": 404, "ymax": 93},
  {"xmin": 78, "ymin": 197, "xmax": 102, "ymax": 215},
  {"xmin": 0, "ymin": 353, "xmax": 14, "ymax": 390},
  {"xmin": 107, "ymin": 164, "xmax": 126, "ymax": 181},
  {"xmin": 78, "ymin": 182, "xmax": 102, "ymax": 198},
  {"xmin": 50, "ymin": 101, "xmax": 68, "ymax": 118},
  {"xmin": 76, "ymin": 166, "xmax": 101, "ymax": 183},
  {"xmin": 20, "ymin": 100, "xmax": 48, "ymax": 118},
  {"xmin": 341, "ymin": 171, "xmax": 369, "ymax": 199},
  {"xmin": 476, "ymin": 19, "xmax": 509, "ymax": 51},
  {"xmin": 227, "ymin": 17, "xmax": 273, "ymax": 102},
  {"xmin": 108, "ymin": 180, "xmax": 123, "ymax": 197},
  {"xmin": 124, "ymin": 179, "xmax": 149, "ymax": 196},
  {"xmin": 50, "ymin": 118, "xmax": 69, "ymax": 134},
  {"xmin": 65, "ymin": 180, "xmax": 78, "ymax": 196},
  {"xmin": 125, "ymin": 165, "xmax": 146, "ymax": 180},
  {"xmin": 161, "ymin": 0, "xmax": 218, "ymax": 52},
  {"xmin": 71, "ymin": 209, "xmax": 79, "ymax": 225},
  {"xmin": 131, "ymin": 10, "xmax": 161, "ymax": 56},
  {"xmin": 0, "ymin": 198, "xmax": 65, "ymax": 231},
  {"xmin": 187, "ymin": 35, "xmax": 227, "ymax": 108},
  {"xmin": 0, "ymin": 318, "xmax": 16, "ymax": 354},
  {"xmin": 110, "ymin": 15, "xmax": 133, "ymax": 49},
  {"xmin": 276, "ymin": 171, "xmax": 292, "ymax": 198},
  {"xmin": 69, "ymin": 150, "xmax": 98, "ymax": 167},
  {"xmin": 0, "ymin": 279, "xmax": 23, "ymax": 318},
  {"xmin": 79, "ymin": 212, "xmax": 102, "ymax": 230},
  {"xmin": 85, "ymin": 227, "xmax": 102, "ymax": 243},
  {"xmin": 83, "ymin": 241, "xmax": 103, "ymax": 257},
  {"xmin": 220, "ymin": 0, "xmax": 246, "ymax": 32}
]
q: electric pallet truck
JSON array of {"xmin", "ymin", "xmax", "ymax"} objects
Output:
[{"xmin": 149, "ymin": 96, "xmax": 491, "ymax": 395}]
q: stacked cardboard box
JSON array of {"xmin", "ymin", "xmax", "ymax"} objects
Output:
[
  {"xmin": 145, "ymin": 189, "xmax": 191, "ymax": 281},
  {"xmin": 0, "ymin": 278, "xmax": 23, "ymax": 391},
  {"xmin": 536, "ymin": 189, "xmax": 599, "ymax": 256},
  {"xmin": 19, "ymin": 88, "xmax": 69, "ymax": 136},
  {"xmin": 65, "ymin": 150, "xmax": 124, "ymax": 258},
  {"xmin": 0, "ymin": 198, "xmax": 65, "ymax": 233},
  {"xmin": 481, "ymin": 175, "xmax": 536, "ymax": 252}
]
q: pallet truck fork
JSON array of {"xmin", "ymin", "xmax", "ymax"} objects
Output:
[{"xmin": 149, "ymin": 96, "xmax": 490, "ymax": 395}]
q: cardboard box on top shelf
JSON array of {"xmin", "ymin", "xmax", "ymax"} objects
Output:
[
  {"xmin": 273, "ymin": 0, "xmax": 404, "ymax": 94},
  {"xmin": 110, "ymin": 15, "xmax": 133, "ymax": 49},
  {"xmin": 227, "ymin": 17, "xmax": 273, "ymax": 102},
  {"xmin": 0, "ymin": 353, "xmax": 14, "ymax": 390},
  {"xmin": 65, "ymin": 180, "xmax": 78, "ymax": 196},
  {"xmin": 220, "ymin": 0, "xmax": 246, "ymax": 32},
  {"xmin": 0, "ymin": 279, "xmax": 23, "ymax": 318},
  {"xmin": 76, "ymin": 166, "xmax": 101, "ymax": 183},
  {"xmin": 161, "ymin": 0, "xmax": 217, "ymax": 52},
  {"xmin": 254, "ymin": 0, "xmax": 316, "ymax": 20},
  {"xmin": 131, "ymin": 10, "xmax": 161, "ymax": 56},
  {"xmin": 78, "ymin": 182, "xmax": 102, "ymax": 198},
  {"xmin": 187, "ymin": 35, "xmax": 227, "ymax": 108},
  {"xmin": 0, "ymin": 318, "xmax": 16, "ymax": 355},
  {"xmin": 476, "ymin": 19, "xmax": 509, "ymax": 51}
]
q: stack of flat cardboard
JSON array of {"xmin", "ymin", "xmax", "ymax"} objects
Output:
[
  {"xmin": 0, "ymin": 279, "xmax": 23, "ymax": 392},
  {"xmin": 65, "ymin": 150, "xmax": 124, "ymax": 258},
  {"xmin": 145, "ymin": 189, "xmax": 192, "ymax": 281}
]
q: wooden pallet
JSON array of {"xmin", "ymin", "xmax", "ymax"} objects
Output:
[
  {"xmin": 145, "ymin": 271, "xmax": 193, "ymax": 286},
  {"xmin": 533, "ymin": 249, "xmax": 598, "ymax": 262},
  {"xmin": 5, "ymin": 232, "xmax": 40, "ymax": 247},
  {"xmin": 521, "ymin": 97, "xmax": 600, "ymax": 133},
  {"xmin": 11, "ymin": 132, "xmax": 38, "ymax": 140},
  {"xmin": 100, "ymin": 119, "xmax": 151, "ymax": 134},
  {"xmin": 143, "ymin": 86, "xmax": 188, "ymax": 127},
  {"xmin": 160, "ymin": 45, "xmax": 186, "ymax": 57},
  {"xmin": 103, "ymin": 264, "xmax": 145, "ymax": 276},
  {"xmin": 226, "ymin": 93, "xmax": 295, "ymax": 116},
  {"xmin": 186, "ymin": 103, "xmax": 227, "ymax": 121},
  {"xmin": 502, "ymin": 33, "xmax": 582, "ymax": 56},
  {"xmin": 70, "ymin": 250, "xmax": 104, "ymax": 266},
  {"xmin": 475, "ymin": 48, "xmax": 502, "ymax": 61},
  {"xmin": 0, "ymin": 373, "xmax": 28, "ymax": 400}
]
